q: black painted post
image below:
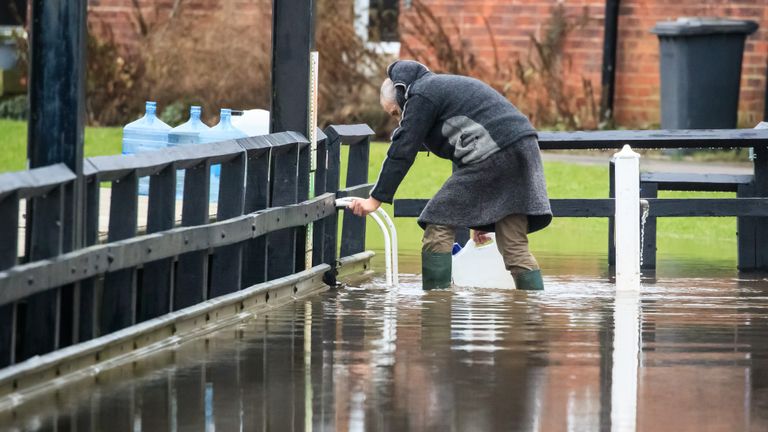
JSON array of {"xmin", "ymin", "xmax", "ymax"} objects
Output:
[
  {"xmin": 271, "ymin": 0, "xmax": 314, "ymax": 278},
  {"xmin": 210, "ymin": 151, "xmax": 246, "ymax": 298},
  {"xmin": 600, "ymin": 0, "xmax": 620, "ymax": 123},
  {"xmin": 608, "ymin": 161, "xmax": 616, "ymax": 267},
  {"xmin": 101, "ymin": 173, "xmax": 139, "ymax": 334},
  {"xmin": 640, "ymin": 182, "xmax": 658, "ymax": 270},
  {"xmin": 270, "ymin": 0, "xmax": 314, "ymax": 136},
  {"xmin": 26, "ymin": 0, "xmax": 87, "ymax": 357},
  {"xmin": 0, "ymin": 193, "xmax": 19, "ymax": 366},
  {"xmin": 322, "ymin": 128, "xmax": 342, "ymax": 281},
  {"xmin": 295, "ymin": 142, "xmax": 311, "ymax": 271},
  {"xmin": 267, "ymin": 142, "xmax": 300, "ymax": 280},
  {"xmin": 138, "ymin": 165, "xmax": 177, "ymax": 321},
  {"xmin": 737, "ymin": 182, "xmax": 757, "ymax": 271},
  {"xmin": 312, "ymin": 133, "xmax": 328, "ymax": 266},
  {"xmin": 78, "ymin": 174, "xmax": 100, "ymax": 342},
  {"xmin": 340, "ymin": 137, "xmax": 370, "ymax": 257},
  {"xmin": 27, "ymin": 0, "xmax": 87, "ymax": 242},
  {"xmin": 754, "ymin": 145, "xmax": 768, "ymax": 271},
  {"xmin": 241, "ymin": 139, "xmax": 271, "ymax": 288},
  {"xmin": 175, "ymin": 162, "xmax": 211, "ymax": 310},
  {"xmin": 19, "ymin": 185, "xmax": 66, "ymax": 360}
]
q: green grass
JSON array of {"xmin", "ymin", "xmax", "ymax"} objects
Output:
[
  {"xmin": 0, "ymin": 120, "xmax": 738, "ymax": 264},
  {"xmin": 349, "ymin": 143, "xmax": 737, "ymax": 265},
  {"xmin": 0, "ymin": 119, "xmax": 122, "ymax": 172}
]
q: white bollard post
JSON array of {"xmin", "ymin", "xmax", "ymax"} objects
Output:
[{"xmin": 612, "ymin": 144, "xmax": 641, "ymax": 291}]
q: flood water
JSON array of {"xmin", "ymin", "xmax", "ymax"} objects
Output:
[{"xmin": 4, "ymin": 253, "xmax": 768, "ymax": 432}]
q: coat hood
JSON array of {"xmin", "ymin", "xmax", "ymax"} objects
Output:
[{"xmin": 387, "ymin": 60, "xmax": 431, "ymax": 108}]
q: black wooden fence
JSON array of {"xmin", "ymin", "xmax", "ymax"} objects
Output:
[
  {"xmin": 0, "ymin": 124, "xmax": 375, "ymax": 368},
  {"xmin": 394, "ymin": 129, "xmax": 768, "ymax": 272}
]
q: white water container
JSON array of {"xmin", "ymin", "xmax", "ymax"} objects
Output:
[
  {"xmin": 452, "ymin": 235, "xmax": 516, "ymax": 289},
  {"xmin": 231, "ymin": 109, "xmax": 270, "ymax": 136}
]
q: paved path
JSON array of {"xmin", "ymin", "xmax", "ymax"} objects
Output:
[
  {"xmin": 17, "ymin": 191, "xmax": 217, "ymax": 256},
  {"xmin": 542, "ymin": 152, "xmax": 754, "ymax": 175}
]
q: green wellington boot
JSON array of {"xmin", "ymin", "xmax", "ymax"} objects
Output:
[
  {"xmin": 422, "ymin": 251, "xmax": 452, "ymax": 289},
  {"xmin": 514, "ymin": 269, "xmax": 544, "ymax": 291}
]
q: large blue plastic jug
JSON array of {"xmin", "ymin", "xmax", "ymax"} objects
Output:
[
  {"xmin": 168, "ymin": 106, "xmax": 210, "ymax": 199},
  {"xmin": 122, "ymin": 101, "xmax": 171, "ymax": 195},
  {"xmin": 199, "ymin": 108, "xmax": 247, "ymax": 202}
]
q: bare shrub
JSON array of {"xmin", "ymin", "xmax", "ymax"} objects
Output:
[
  {"xmin": 86, "ymin": 21, "xmax": 146, "ymax": 126},
  {"xmin": 316, "ymin": 0, "xmax": 393, "ymax": 132},
  {"xmin": 401, "ymin": 0, "xmax": 599, "ymax": 130},
  {"xmin": 139, "ymin": 1, "xmax": 272, "ymax": 124}
]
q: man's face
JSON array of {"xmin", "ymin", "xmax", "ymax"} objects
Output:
[{"xmin": 381, "ymin": 98, "xmax": 401, "ymax": 118}]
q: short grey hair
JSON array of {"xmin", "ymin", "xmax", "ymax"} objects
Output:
[{"xmin": 380, "ymin": 78, "xmax": 397, "ymax": 106}]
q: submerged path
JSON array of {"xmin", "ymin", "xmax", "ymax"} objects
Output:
[{"xmin": 4, "ymin": 257, "xmax": 768, "ymax": 431}]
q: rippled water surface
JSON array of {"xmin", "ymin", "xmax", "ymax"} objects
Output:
[{"xmin": 5, "ymin": 254, "xmax": 768, "ymax": 432}]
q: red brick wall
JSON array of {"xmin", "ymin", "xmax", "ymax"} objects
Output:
[
  {"xmin": 401, "ymin": 0, "xmax": 768, "ymax": 128},
  {"xmin": 87, "ymin": 0, "xmax": 270, "ymax": 54},
  {"xmin": 89, "ymin": 0, "xmax": 767, "ymax": 128}
]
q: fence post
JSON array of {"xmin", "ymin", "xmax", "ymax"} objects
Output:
[
  {"xmin": 19, "ymin": 184, "xmax": 66, "ymax": 360},
  {"xmin": 322, "ymin": 127, "xmax": 342, "ymax": 282},
  {"xmin": 266, "ymin": 135, "xmax": 303, "ymax": 280},
  {"xmin": 100, "ymin": 172, "xmax": 139, "ymax": 333},
  {"xmin": 340, "ymin": 134, "xmax": 370, "ymax": 257},
  {"xmin": 737, "ymin": 182, "xmax": 757, "ymax": 270},
  {"xmin": 138, "ymin": 164, "xmax": 177, "ymax": 321},
  {"xmin": 608, "ymin": 161, "xmax": 616, "ymax": 267},
  {"xmin": 312, "ymin": 129, "xmax": 328, "ymax": 267},
  {"xmin": 210, "ymin": 148, "xmax": 246, "ymax": 298},
  {"xmin": 240, "ymin": 138, "xmax": 272, "ymax": 288},
  {"xmin": 0, "ymin": 192, "xmax": 19, "ymax": 366},
  {"xmin": 754, "ymin": 144, "xmax": 768, "ymax": 271},
  {"xmin": 78, "ymin": 167, "xmax": 100, "ymax": 342},
  {"xmin": 295, "ymin": 141, "xmax": 311, "ymax": 272},
  {"xmin": 612, "ymin": 145, "xmax": 641, "ymax": 290},
  {"xmin": 640, "ymin": 182, "xmax": 658, "ymax": 270},
  {"xmin": 175, "ymin": 161, "xmax": 211, "ymax": 310}
]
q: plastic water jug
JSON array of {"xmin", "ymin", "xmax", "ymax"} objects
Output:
[
  {"xmin": 452, "ymin": 234, "xmax": 516, "ymax": 289},
  {"xmin": 199, "ymin": 108, "xmax": 247, "ymax": 202},
  {"xmin": 231, "ymin": 109, "xmax": 270, "ymax": 136},
  {"xmin": 168, "ymin": 106, "xmax": 210, "ymax": 199},
  {"xmin": 122, "ymin": 101, "xmax": 172, "ymax": 195}
]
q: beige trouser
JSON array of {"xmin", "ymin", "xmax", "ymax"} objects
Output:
[{"xmin": 422, "ymin": 214, "xmax": 539, "ymax": 277}]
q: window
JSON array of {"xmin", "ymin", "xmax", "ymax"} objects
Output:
[
  {"xmin": 0, "ymin": 0, "xmax": 26, "ymax": 26},
  {"xmin": 354, "ymin": 0, "xmax": 401, "ymax": 55},
  {"xmin": 368, "ymin": 0, "xmax": 399, "ymax": 43}
]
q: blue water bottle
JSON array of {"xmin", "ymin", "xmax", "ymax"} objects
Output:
[
  {"xmin": 168, "ymin": 106, "xmax": 210, "ymax": 199},
  {"xmin": 121, "ymin": 101, "xmax": 171, "ymax": 195},
  {"xmin": 199, "ymin": 108, "xmax": 247, "ymax": 202}
]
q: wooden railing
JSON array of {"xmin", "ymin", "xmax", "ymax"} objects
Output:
[{"xmin": 0, "ymin": 124, "xmax": 375, "ymax": 368}]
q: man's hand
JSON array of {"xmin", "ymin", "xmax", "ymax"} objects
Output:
[
  {"xmin": 347, "ymin": 197, "xmax": 382, "ymax": 217},
  {"xmin": 472, "ymin": 229, "xmax": 491, "ymax": 245}
]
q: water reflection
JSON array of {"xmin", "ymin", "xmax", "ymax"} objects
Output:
[{"xmin": 2, "ymin": 257, "xmax": 768, "ymax": 431}]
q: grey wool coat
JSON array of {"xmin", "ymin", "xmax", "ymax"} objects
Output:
[{"xmin": 370, "ymin": 61, "xmax": 552, "ymax": 233}]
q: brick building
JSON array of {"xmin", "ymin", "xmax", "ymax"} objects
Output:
[{"xmin": 77, "ymin": 0, "xmax": 768, "ymax": 128}]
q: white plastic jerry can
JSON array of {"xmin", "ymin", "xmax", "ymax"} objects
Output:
[{"xmin": 451, "ymin": 234, "xmax": 516, "ymax": 289}]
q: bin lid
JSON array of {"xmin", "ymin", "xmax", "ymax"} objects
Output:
[{"xmin": 651, "ymin": 17, "xmax": 758, "ymax": 36}]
